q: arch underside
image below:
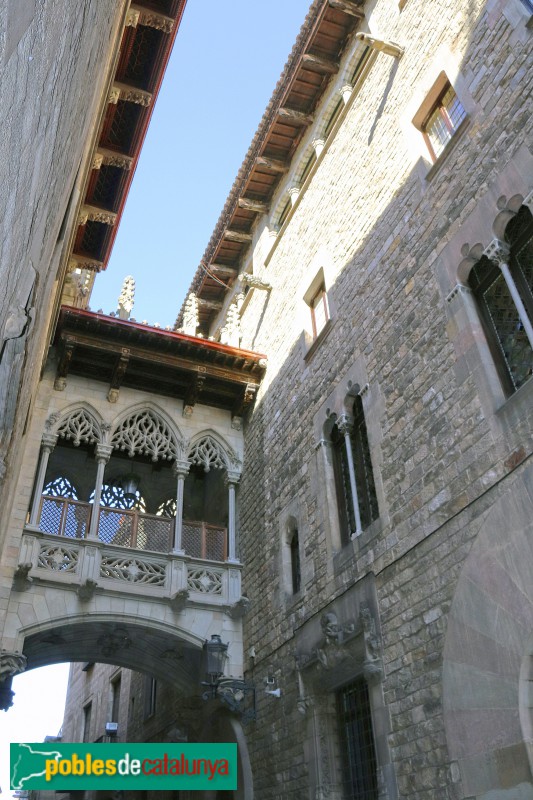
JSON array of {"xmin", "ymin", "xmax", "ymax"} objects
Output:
[
  {"xmin": 20, "ymin": 615, "xmax": 203, "ymax": 692},
  {"xmin": 443, "ymin": 461, "xmax": 533, "ymax": 798}
]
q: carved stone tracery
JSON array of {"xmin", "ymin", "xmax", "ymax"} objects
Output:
[
  {"xmin": 55, "ymin": 409, "xmax": 101, "ymax": 447},
  {"xmin": 187, "ymin": 436, "xmax": 229, "ymax": 472},
  {"xmin": 111, "ymin": 410, "xmax": 179, "ymax": 461}
]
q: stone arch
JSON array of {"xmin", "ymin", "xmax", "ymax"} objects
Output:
[
  {"xmin": 520, "ymin": 634, "xmax": 533, "ymax": 777},
  {"xmin": 17, "ymin": 610, "xmax": 207, "ymax": 690},
  {"xmin": 187, "ymin": 429, "xmax": 241, "ymax": 474},
  {"xmin": 110, "ymin": 403, "xmax": 183, "ymax": 462},
  {"xmin": 45, "ymin": 403, "xmax": 104, "ymax": 446},
  {"xmin": 442, "ymin": 461, "xmax": 533, "ymax": 797},
  {"xmin": 199, "ymin": 710, "xmax": 254, "ymax": 800}
]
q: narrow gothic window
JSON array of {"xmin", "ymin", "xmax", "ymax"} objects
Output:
[
  {"xmin": 337, "ymin": 679, "xmax": 378, "ymax": 800},
  {"xmin": 350, "ymin": 396, "xmax": 379, "ymax": 530},
  {"xmin": 331, "ymin": 397, "xmax": 378, "ymax": 544},
  {"xmin": 290, "ymin": 527, "xmax": 301, "ymax": 594},
  {"xmin": 310, "ymin": 285, "xmax": 329, "ymax": 339},
  {"xmin": 468, "ymin": 206, "xmax": 533, "ymax": 394}
]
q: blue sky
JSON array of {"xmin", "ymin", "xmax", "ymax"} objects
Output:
[{"xmin": 90, "ymin": 0, "xmax": 312, "ymax": 327}]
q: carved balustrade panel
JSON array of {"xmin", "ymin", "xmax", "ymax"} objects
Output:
[{"xmin": 99, "ymin": 555, "xmax": 167, "ymax": 586}]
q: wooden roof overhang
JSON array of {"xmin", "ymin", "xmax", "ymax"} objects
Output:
[
  {"xmin": 71, "ymin": 0, "xmax": 187, "ymax": 273},
  {"xmin": 177, "ymin": 0, "xmax": 364, "ymax": 334},
  {"xmin": 54, "ymin": 307, "xmax": 267, "ymax": 417}
]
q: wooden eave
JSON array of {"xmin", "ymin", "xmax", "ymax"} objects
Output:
[
  {"xmin": 54, "ymin": 307, "xmax": 267, "ymax": 414},
  {"xmin": 69, "ymin": 0, "xmax": 187, "ymax": 273},
  {"xmin": 178, "ymin": 0, "xmax": 364, "ymax": 334}
]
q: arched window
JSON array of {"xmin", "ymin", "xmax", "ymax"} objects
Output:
[
  {"xmin": 468, "ymin": 206, "xmax": 533, "ymax": 394},
  {"xmin": 331, "ymin": 396, "xmax": 378, "ymax": 544},
  {"xmin": 289, "ymin": 523, "xmax": 301, "ymax": 595}
]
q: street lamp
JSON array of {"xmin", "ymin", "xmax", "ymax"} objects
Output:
[{"xmin": 201, "ymin": 634, "xmax": 256, "ymax": 723}]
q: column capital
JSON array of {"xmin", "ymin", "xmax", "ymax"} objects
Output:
[
  {"xmin": 483, "ymin": 238, "xmax": 510, "ymax": 265},
  {"xmin": 225, "ymin": 470, "xmax": 241, "ymax": 486},
  {"xmin": 173, "ymin": 459, "xmax": 190, "ymax": 477},
  {"xmin": 339, "ymin": 84, "xmax": 353, "ymax": 104},
  {"xmin": 41, "ymin": 433, "xmax": 58, "ymax": 451},
  {"xmin": 95, "ymin": 444, "xmax": 113, "ymax": 463},
  {"xmin": 337, "ymin": 413, "xmax": 354, "ymax": 436}
]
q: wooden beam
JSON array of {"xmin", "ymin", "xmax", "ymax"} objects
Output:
[
  {"xmin": 197, "ymin": 298, "xmax": 224, "ymax": 311},
  {"xmin": 209, "ymin": 263, "xmax": 239, "ymax": 278},
  {"xmin": 328, "ymin": 0, "xmax": 364, "ymax": 17},
  {"xmin": 255, "ymin": 156, "xmax": 288, "ymax": 174},
  {"xmin": 107, "ymin": 349, "xmax": 130, "ymax": 403},
  {"xmin": 58, "ymin": 331, "xmax": 263, "ymax": 385},
  {"xmin": 237, "ymin": 197, "xmax": 269, "ymax": 214},
  {"xmin": 301, "ymin": 53, "xmax": 339, "ymax": 74},
  {"xmin": 223, "ymin": 229, "xmax": 253, "ymax": 243},
  {"xmin": 277, "ymin": 107, "xmax": 314, "ymax": 127}
]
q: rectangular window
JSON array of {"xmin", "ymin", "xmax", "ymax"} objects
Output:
[
  {"xmin": 144, "ymin": 676, "xmax": 157, "ymax": 719},
  {"xmin": 111, "ymin": 673, "xmax": 121, "ymax": 723},
  {"xmin": 338, "ymin": 679, "xmax": 378, "ymax": 800},
  {"xmin": 82, "ymin": 702, "xmax": 92, "ymax": 742},
  {"xmin": 310, "ymin": 286, "xmax": 329, "ymax": 339},
  {"xmin": 422, "ymin": 83, "xmax": 466, "ymax": 161}
]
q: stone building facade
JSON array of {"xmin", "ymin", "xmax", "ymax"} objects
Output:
[{"xmin": 3, "ymin": 0, "xmax": 533, "ymax": 799}]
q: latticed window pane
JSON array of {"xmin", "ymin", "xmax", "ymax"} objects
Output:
[
  {"xmin": 332, "ymin": 425, "xmax": 355, "ymax": 544},
  {"xmin": 470, "ymin": 209, "xmax": 533, "ymax": 394},
  {"xmin": 351, "ymin": 397, "xmax": 379, "ymax": 530},
  {"xmin": 338, "ymin": 679, "xmax": 378, "ymax": 800},
  {"xmin": 43, "ymin": 476, "xmax": 78, "ymax": 499},
  {"xmin": 423, "ymin": 84, "xmax": 466, "ymax": 159},
  {"xmin": 482, "ymin": 272, "xmax": 532, "ymax": 390}
]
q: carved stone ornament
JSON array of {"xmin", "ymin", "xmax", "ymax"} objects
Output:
[
  {"xmin": 118, "ymin": 275, "xmax": 135, "ymax": 320},
  {"xmin": 99, "ymin": 149, "xmax": 133, "ymax": 171},
  {"xmin": 13, "ymin": 563, "xmax": 33, "ymax": 592},
  {"xmin": 77, "ymin": 579, "xmax": 98, "ymax": 601},
  {"xmin": 177, "ymin": 292, "xmax": 199, "ymax": 336},
  {"xmin": 138, "ymin": 9, "xmax": 175, "ymax": 33},
  {"xmin": 225, "ymin": 596, "xmax": 250, "ymax": 619},
  {"xmin": 56, "ymin": 408, "xmax": 100, "ymax": 447},
  {"xmin": 169, "ymin": 588, "xmax": 189, "ymax": 612},
  {"xmin": 219, "ymin": 303, "xmax": 241, "ymax": 348},
  {"xmin": 0, "ymin": 652, "xmax": 27, "ymax": 681},
  {"xmin": 97, "ymin": 627, "xmax": 132, "ymax": 657},
  {"xmin": 239, "ymin": 273, "xmax": 272, "ymax": 291},
  {"xmin": 113, "ymin": 82, "xmax": 152, "ymax": 107},
  {"xmin": 188, "ymin": 436, "xmax": 229, "ymax": 472},
  {"xmin": 111, "ymin": 410, "xmax": 178, "ymax": 461},
  {"xmin": 80, "ymin": 204, "xmax": 118, "ymax": 226},
  {"xmin": 295, "ymin": 604, "xmax": 383, "ymax": 682},
  {"xmin": 355, "ymin": 31, "xmax": 404, "ymax": 57}
]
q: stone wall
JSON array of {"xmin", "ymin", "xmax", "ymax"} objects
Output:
[
  {"xmin": 0, "ymin": 0, "xmax": 127, "ymax": 552},
  {"xmin": 232, "ymin": 0, "xmax": 533, "ymax": 797}
]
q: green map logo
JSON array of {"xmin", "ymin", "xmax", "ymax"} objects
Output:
[{"xmin": 11, "ymin": 742, "xmax": 237, "ymax": 791}]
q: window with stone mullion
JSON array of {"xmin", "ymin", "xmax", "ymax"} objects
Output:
[
  {"xmin": 469, "ymin": 209, "xmax": 533, "ymax": 394},
  {"xmin": 332, "ymin": 426, "xmax": 356, "ymax": 544},
  {"xmin": 350, "ymin": 399, "xmax": 379, "ymax": 530}
]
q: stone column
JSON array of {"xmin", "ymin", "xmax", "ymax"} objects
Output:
[
  {"xmin": 289, "ymin": 186, "xmax": 300, "ymax": 206},
  {"xmin": 87, "ymin": 444, "xmax": 113, "ymax": 540},
  {"xmin": 312, "ymin": 137, "xmax": 326, "ymax": 158},
  {"xmin": 340, "ymin": 83, "xmax": 353, "ymax": 104},
  {"xmin": 0, "ymin": 653, "xmax": 27, "ymax": 711},
  {"xmin": 173, "ymin": 460, "xmax": 190, "ymax": 554},
  {"xmin": 226, "ymin": 471, "xmax": 241, "ymax": 563},
  {"xmin": 338, "ymin": 414, "xmax": 362, "ymax": 537},
  {"xmin": 484, "ymin": 238, "xmax": 533, "ymax": 350},
  {"xmin": 28, "ymin": 433, "xmax": 58, "ymax": 527}
]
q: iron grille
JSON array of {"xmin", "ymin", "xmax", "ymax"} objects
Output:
[
  {"xmin": 91, "ymin": 164, "xmax": 123, "ymax": 211},
  {"xmin": 79, "ymin": 220, "xmax": 108, "ymax": 260},
  {"xmin": 96, "ymin": 508, "xmax": 172, "ymax": 552},
  {"xmin": 39, "ymin": 497, "xmax": 90, "ymax": 539},
  {"xmin": 123, "ymin": 25, "xmax": 162, "ymax": 90},
  {"xmin": 105, "ymin": 100, "xmax": 141, "ymax": 153},
  {"xmin": 338, "ymin": 679, "xmax": 378, "ymax": 800},
  {"xmin": 182, "ymin": 521, "xmax": 227, "ymax": 561}
]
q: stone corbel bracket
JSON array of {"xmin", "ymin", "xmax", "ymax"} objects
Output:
[
  {"xmin": 169, "ymin": 588, "xmax": 189, "ymax": 612},
  {"xmin": 225, "ymin": 596, "xmax": 251, "ymax": 619},
  {"xmin": 77, "ymin": 579, "xmax": 99, "ymax": 602},
  {"xmin": 12, "ymin": 563, "xmax": 33, "ymax": 592},
  {"xmin": 355, "ymin": 31, "xmax": 404, "ymax": 58},
  {"xmin": 239, "ymin": 273, "xmax": 272, "ymax": 292}
]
